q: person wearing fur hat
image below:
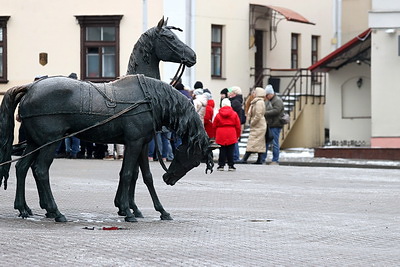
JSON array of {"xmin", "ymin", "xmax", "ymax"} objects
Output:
[
  {"xmin": 260, "ymin": 84, "xmax": 285, "ymax": 165},
  {"xmin": 213, "ymin": 98, "xmax": 241, "ymax": 171},
  {"xmin": 238, "ymin": 87, "xmax": 267, "ymax": 164}
]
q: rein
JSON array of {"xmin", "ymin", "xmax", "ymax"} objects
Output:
[{"xmin": 170, "ymin": 63, "xmax": 185, "ymax": 87}]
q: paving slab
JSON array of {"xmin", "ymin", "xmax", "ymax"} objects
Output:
[{"xmin": 0, "ymin": 158, "xmax": 399, "ymax": 266}]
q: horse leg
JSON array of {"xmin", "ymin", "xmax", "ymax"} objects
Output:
[
  {"xmin": 115, "ymin": 163, "xmax": 143, "ymax": 218},
  {"xmin": 114, "ymin": 143, "xmax": 139, "ymax": 222},
  {"xmin": 14, "ymin": 144, "xmax": 38, "ymax": 218},
  {"xmin": 139, "ymin": 143, "xmax": 172, "ymax": 220},
  {"xmin": 31, "ymin": 144, "xmax": 66, "ymax": 222}
]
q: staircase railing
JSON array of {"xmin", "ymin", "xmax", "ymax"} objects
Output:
[{"xmin": 250, "ymin": 67, "xmax": 326, "ymax": 143}]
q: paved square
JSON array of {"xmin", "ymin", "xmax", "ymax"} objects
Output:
[{"xmin": 0, "ymin": 159, "xmax": 399, "ymax": 266}]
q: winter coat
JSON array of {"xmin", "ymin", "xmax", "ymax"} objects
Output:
[
  {"xmin": 213, "ymin": 106, "xmax": 241, "ymax": 146},
  {"xmin": 204, "ymin": 99, "xmax": 215, "ymax": 138},
  {"xmin": 265, "ymin": 95, "xmax": 284, "ymax": 128},
  {"xmin": 246, "ymin": 96, "xmax": 266, "ymax": 153},
  {"xmin": 229, "ymin": 94, "xmax": 246, "ymax": 124},
  {"xmin": 193, "ymin": 94, "xmax": 208, "ymax": 123}
]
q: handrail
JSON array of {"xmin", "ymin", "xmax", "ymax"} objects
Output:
[{"xmin": 250, "ymin": 67, "xmax": 326, "ymax": 143}]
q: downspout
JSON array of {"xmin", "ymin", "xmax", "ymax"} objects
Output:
[
  {"xmin": 336, "ymin": 0, "xmax": 342, "ymax": 48},
  {"xmin": 143, "ymin": 0, "xmax": 148, "ymax": 32},
  {"xmin": 187, "ymin": 0, "xmax": 196, "ymax": 87}
]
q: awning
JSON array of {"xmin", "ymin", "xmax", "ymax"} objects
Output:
[
  {"xmin": 309, "ymin": 29, "xmax": 371, "ymax": 72},
  {"xmin": 250, "ymin": 4, "xmax": 315, "ymax": 25},
  {"xmin": 266, "ymin": 5, "xmax": 315, "ymax": 25}
]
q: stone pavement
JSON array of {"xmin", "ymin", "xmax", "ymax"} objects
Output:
[{"xmin": 0, "ymin": 158, "xmax": 399, "ymax": 266}]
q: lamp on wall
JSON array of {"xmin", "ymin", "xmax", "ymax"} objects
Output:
[{"xmin": 356, "ymin": 77, "xmax": 363, "ymax": 88}]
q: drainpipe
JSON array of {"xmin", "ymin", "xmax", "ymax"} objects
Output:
[
  {"xmin": 143, "ymin": 0, "xmax": 148, "ymax": 32},
  {"xmin": 336, "ymin": 0, "xmax": 342, "ymax": 48},
  {"xmin": 187, "ymin": 0, "xmax": 196, "ymax": 87}
]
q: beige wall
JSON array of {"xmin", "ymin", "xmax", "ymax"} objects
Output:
[
  {"xmin": 0, "ymin": 0, "xmax": 163, "ymax": 91},
  {"xmin": 342, "ymin": 0, "xmax": 371, "ymax": 43}
]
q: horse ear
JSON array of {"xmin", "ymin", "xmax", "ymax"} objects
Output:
[
  {"xmin": 157, "ymin": 16, "xmax": 165, "ymax": 30},
  {"xmin": 164, "ymin": 17, "xmax": 169, "ymax": 26}
]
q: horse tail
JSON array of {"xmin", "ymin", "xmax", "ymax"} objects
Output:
[{"xmin": 0, "ymin": 84, "xmax": 29, "ymax": 189}]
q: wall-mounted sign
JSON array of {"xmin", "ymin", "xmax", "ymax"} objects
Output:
[{"xmin": 39, "ymin": 52, "xmax": 48, "ymax": 66}]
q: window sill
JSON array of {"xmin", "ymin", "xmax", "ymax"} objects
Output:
[{"xmin": 211, "ymin": 76, "xmax": 226, "ymax": 80}]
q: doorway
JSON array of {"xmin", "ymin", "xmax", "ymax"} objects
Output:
[{"xmin": 254, "ymin": 30, "xmax": 264, "ymax": 87}]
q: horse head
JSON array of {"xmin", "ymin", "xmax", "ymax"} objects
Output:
[
  {"xmin": 154, "ymin": 17, "xmax": 196, "ymax": 68},
  {"xmin": 163, "ymin": 139, "xmax": 214, "ymax": 186}
]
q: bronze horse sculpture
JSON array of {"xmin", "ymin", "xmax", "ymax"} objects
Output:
[
  {"xmin": 0, "ymin": 74, "xmax": 213, "ymax": 222},
  {"xmin": 122, "ymin": 17, "xmax": 196, "ymax": 220}
]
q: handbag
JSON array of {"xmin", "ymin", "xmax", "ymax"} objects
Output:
[
  {"xmin": 280, "ymin": 112, "xmax": 290, "ymax": 125},
  {"xmin": 265, "ymin": 125, "xmax": 274, "ymax": 143}
]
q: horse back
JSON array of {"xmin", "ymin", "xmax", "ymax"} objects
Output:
[{"xmin": 19, "ymin": 76, "xmax": 149, "ymax": 119}]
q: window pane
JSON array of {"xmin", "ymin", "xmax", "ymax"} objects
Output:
[
  {"xmin": 87, "ymin": 47, "xmax": 99, "ymax": 77},
  {"xmin": 102, "ymin": 27, "xmax": 115, "ymax": 41},
  {"xmin": 292, "ymin": 36, "xmax": 297, "ymax": 49},
  {"xmin": 211, "ymin": 47, "xmax": 221, "ymax": 76},
  {"xmin": 87, "ymin": 27, "xmax": 101, "ymax": 41},
  {"xmin": 102, "ymin": 47, "xmax": 115, "ymax": 77},
  {"xmin": 0, "ymin": 47, "xmax": 3, "ymax": 76},
  {"xmin": 212, "ymin": 27, "xmax": 221, "ymax": 43},
  {"xmin": 0, "ymin": 28, "xmax": 2, "ymax": 42}
]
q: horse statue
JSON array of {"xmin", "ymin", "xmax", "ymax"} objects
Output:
[
  {"xmin": 0, "ymin": 74, "xmax": 213, "ymax": 222},
  {"xmin": 121, "ymin": 17, "xmax": 196, "ymax": 220}
]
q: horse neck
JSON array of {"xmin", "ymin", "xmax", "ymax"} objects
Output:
[{"xmin": 126, "ymin": 45, "xmax": 161, "ymax": 79}]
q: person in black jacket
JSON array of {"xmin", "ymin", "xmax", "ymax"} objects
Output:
[{"xmin": 227, "ymin": 86, "xmax": 245, "ymax": 161}]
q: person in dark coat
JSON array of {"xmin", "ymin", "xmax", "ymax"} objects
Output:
[
  {"xmin": 227, "ymin": 86, "xmax": 245, "ymax": 161},
  {"xmin": 213, "ymin": 98, "xmax": 241, "ymax": 171}
]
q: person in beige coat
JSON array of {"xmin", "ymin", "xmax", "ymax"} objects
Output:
[{"xmin": 238, "ymin": 87, "xmax": 267, "ymax": 164}]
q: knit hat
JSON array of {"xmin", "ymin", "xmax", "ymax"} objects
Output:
[
  {"xmin": 194, "ymin": 81, "xmax": 203, "ymax": 89},
  {"xmin": 175, "ymin": 83, "xmax": 184, "ymax": 91},
  {"xmin": 221, "ymin": 98, "xmax": 231, "ymax": 107},
  {"xmin": 228, "ymin": 86, "xmax": 242, "ymax": 95},
  {"xmin": 265, "ymin": 84, "xmax": 275, "ymax": 95},
  {"xmin": 255, "ymin": 87, "xmax": 266, "ymax": 98},
  {"xmin": 193, "ymin": 88, "xmax": 204, "ymax": 95},
  {"xmin": 220, "ymin": 88, "xmax": 228, "ymax": 97}
]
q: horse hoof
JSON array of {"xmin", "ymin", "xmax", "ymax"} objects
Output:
[
  {"xmin": 134, "ymin": 211, "xmax": 144, "ymax": 218},
  {"xmin": 18, "ymin": 211, "xmax": 30, "ymax": 219},
  {"xmin": 160, "ymin": 214, "xmax": 173, "ymax": 220},
  {"xmin": 55, "ymin": 215, "xmax": 67, "ymax": 222},
  {"xmin": 45, "ymin": 212, "xmax": 58, "ymax": 218},
  {"xmin": 124, "ymin": 216, "xmax": 138, "ymax": 222},
  {"xmin": 118, "ymin": 210, "xmax": 126, "ymax": 216}
]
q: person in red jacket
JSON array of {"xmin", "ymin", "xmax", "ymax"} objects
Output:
[{"xmin": 213, "ymin": 98, "xmax": 241, "ymax": 171}]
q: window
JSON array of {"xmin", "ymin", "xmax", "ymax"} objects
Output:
[
  {"xmin": 291, "ymin": 33, "xmax": 299, "ymax": 69},
  {"xmin": 211, "ymin": 25, "xmax": 223, "ymax": 78},
  {"xmin": 311, "ymin": 35, "xmax": 320, "ymax": 83},
  {"xmin": 76, "ymin": 15, "xmax": 123, "ymax": 82},
  {"xmin": 311, "ymin": 35, "xmax": 319, "ymax": 64},
  {"xmin": 0, "ymin": 16, "xmax": 10, "ymax": 83}
]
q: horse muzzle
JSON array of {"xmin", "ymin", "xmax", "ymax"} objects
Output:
[{"xmin": 163, "ymin": 172, "xmax": 179, "ymax": 186}]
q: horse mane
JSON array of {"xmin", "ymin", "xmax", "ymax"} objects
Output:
[
  {"xmin": 126, "ymin": 27, "xmax": 156, "ymax": 75},
  {"xmin": 146, "ymin": 78, "xmax": 209, "ymax": 155}
]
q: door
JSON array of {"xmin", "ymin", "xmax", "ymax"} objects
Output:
[{"xmin": 254, "ymin": 30, "xmax": 264, "ymax": 87}]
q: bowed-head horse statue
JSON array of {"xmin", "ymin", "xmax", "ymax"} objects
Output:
[{"xmin": 0, "ymin": 74, "xmax": 213, "ymax": 222}]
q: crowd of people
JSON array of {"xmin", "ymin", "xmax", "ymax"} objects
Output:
[{"xmin": 15, "ymin": 76, "xmax": 286, "ymax": 167}]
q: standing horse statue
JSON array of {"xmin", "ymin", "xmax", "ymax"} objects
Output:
[
  {"xmin": 0, "ymin": 75, "xmax": 213, "ymax": 222},
  {"xmin": 121, "ymin": 17, "xmax": 196, "ymax": 220}
]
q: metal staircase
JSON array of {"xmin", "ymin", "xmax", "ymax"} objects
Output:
[{"xmin": 241, "ymin": 68, "xmax": 326, "ymax": 148}]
